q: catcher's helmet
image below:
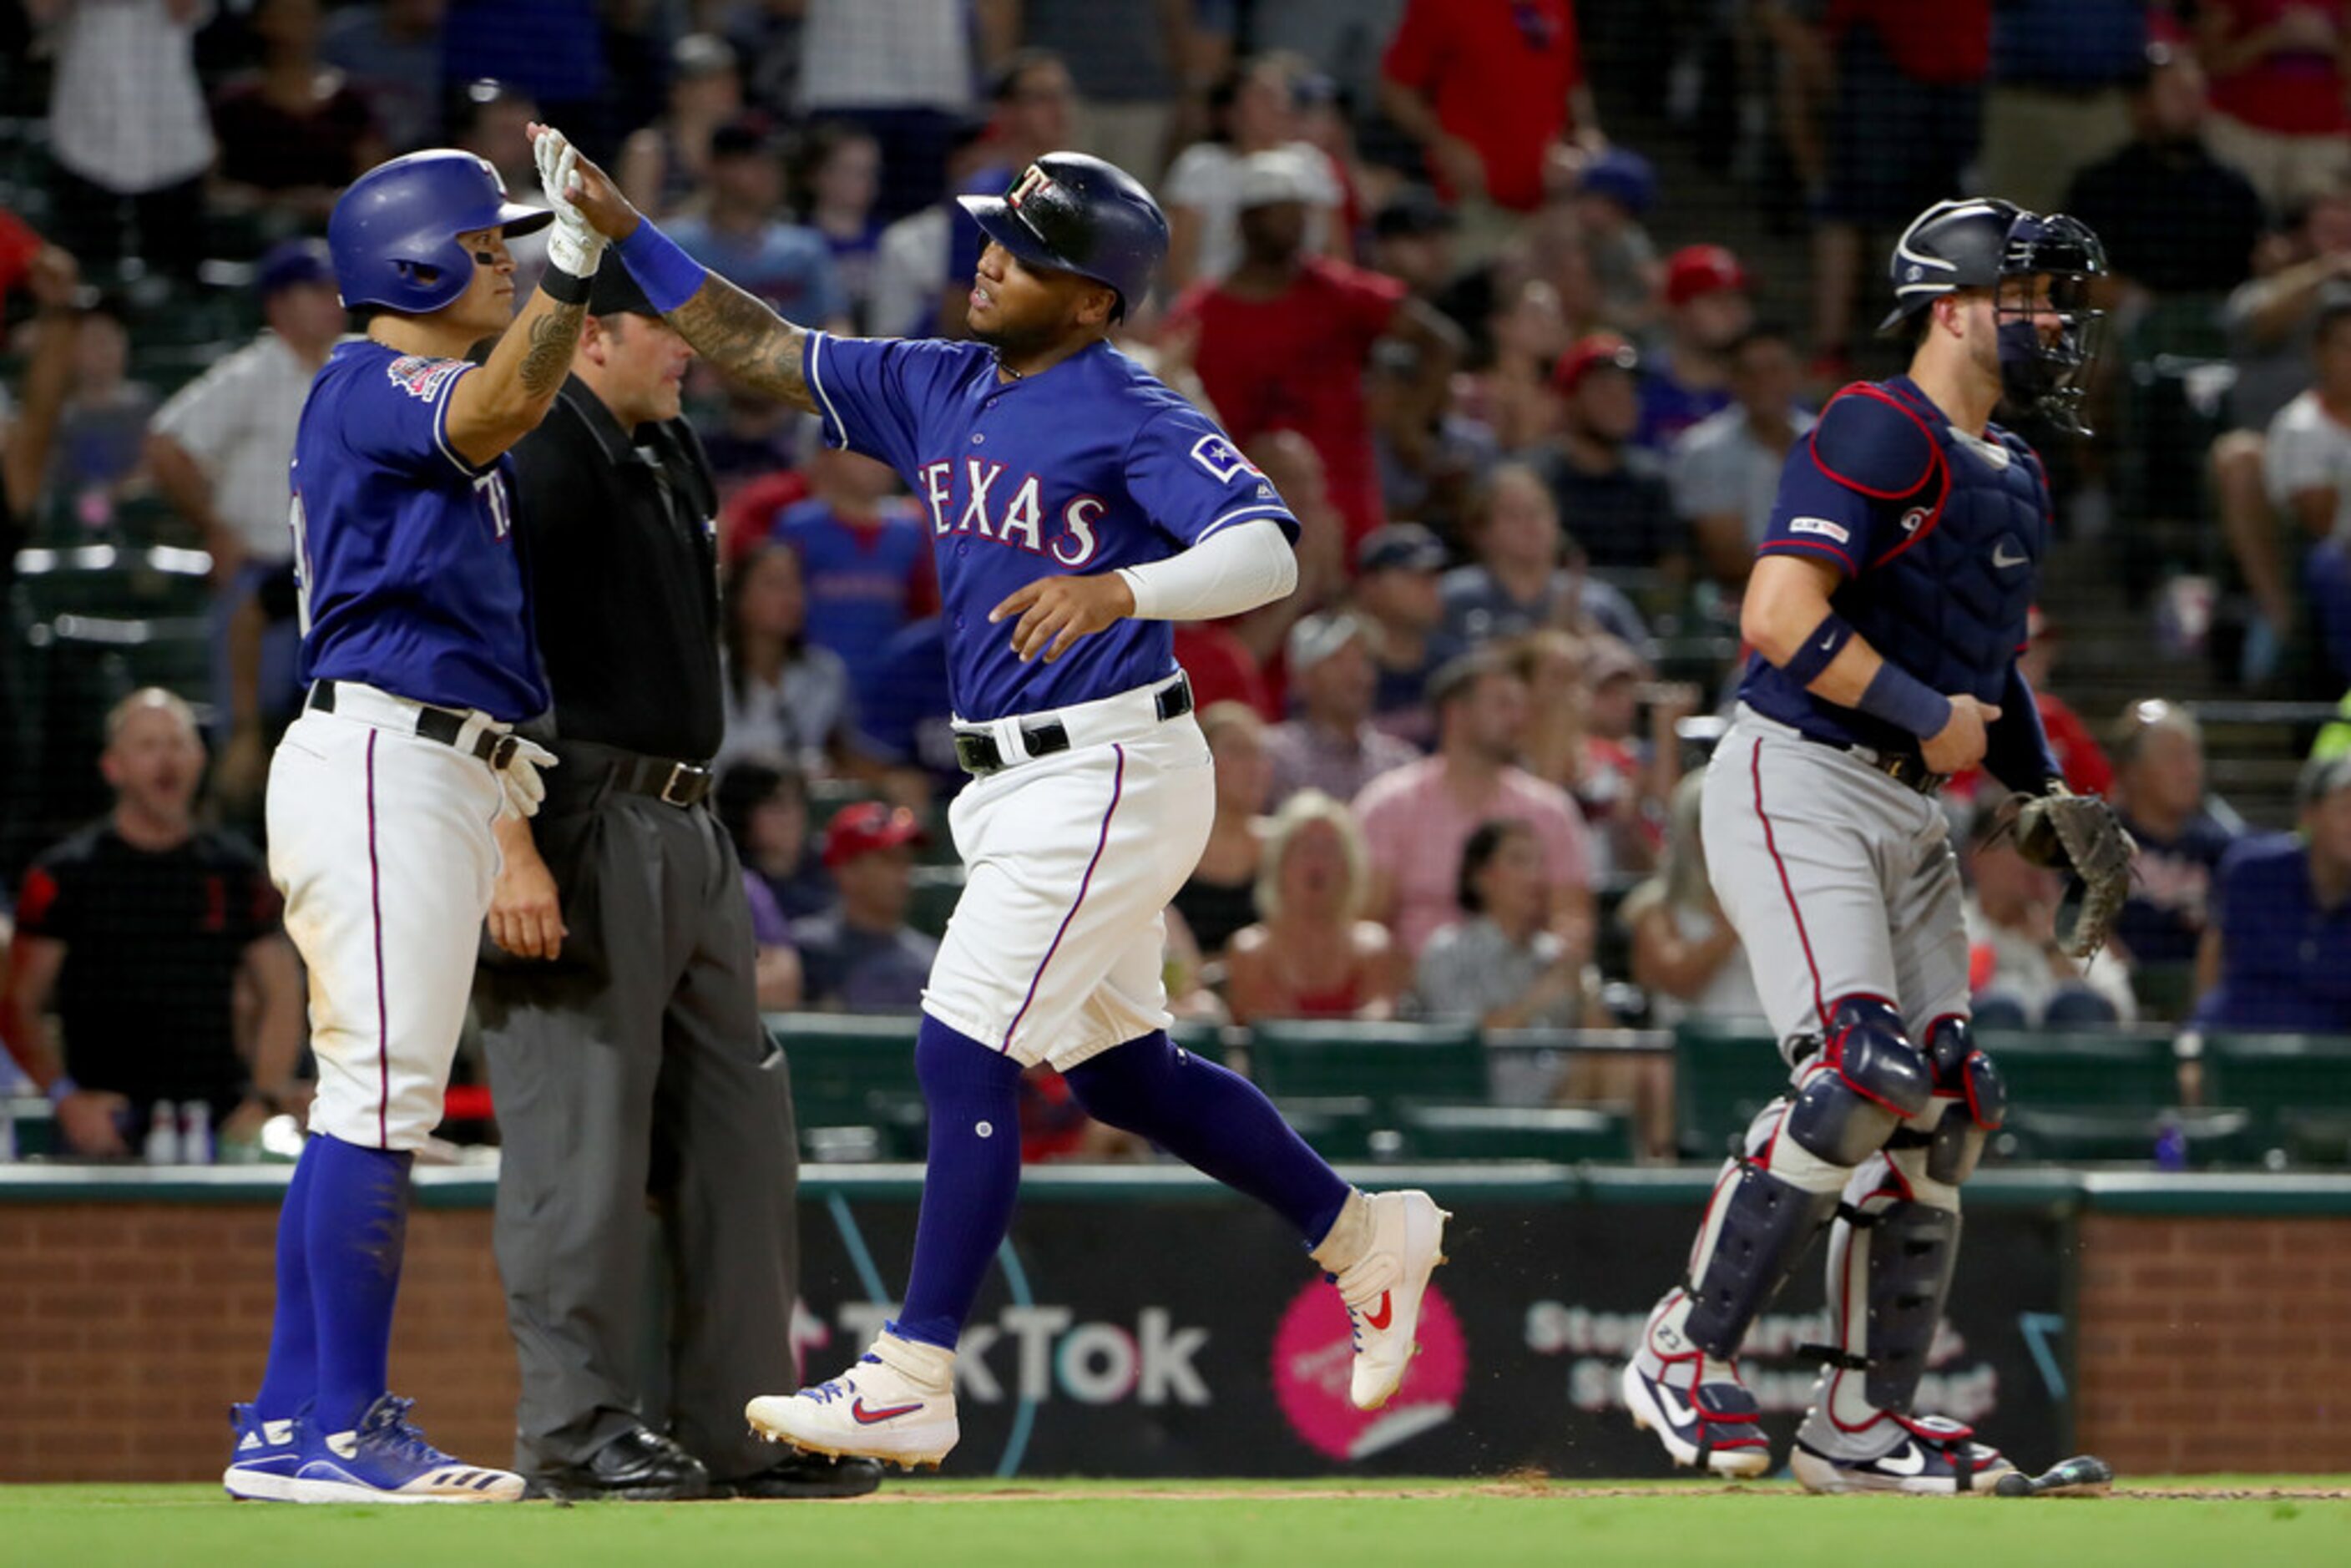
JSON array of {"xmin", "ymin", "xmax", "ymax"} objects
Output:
[
  {"xmin": 1878, "ymin": 197, "xmax": 2109, "ymax": 435},
  {"xmin": 957, "ymin": 152, "xmax": 1169, "ymax": 320},
  {"xmin": 328, "ymin": 149, "xmax": 554, "ymax": 314}
]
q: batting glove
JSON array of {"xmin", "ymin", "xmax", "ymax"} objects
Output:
[
  {"xmin": 533, "ymin": 126, "xmax": 606, "ymax": 281},
  {"xmin": 496, "ymin": 736, "xmax": 559, "ymax": 820}
]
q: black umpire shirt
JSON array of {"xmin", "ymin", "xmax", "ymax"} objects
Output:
[{"xmin": 509, "ymin": 375, "xmax": 725, "ymax": 761}]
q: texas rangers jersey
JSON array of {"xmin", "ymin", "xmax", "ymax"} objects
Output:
[
  {"xmin": 1742, "ymin": 374, "xmax": 2047, "ymax": 758},
  {"xmin": 289, "ymin": 337, "xmax": 548, "ymax": 720},
  {"xmin": 801, "ymin": 331, "xmax": 1298, "ymax": 723}
]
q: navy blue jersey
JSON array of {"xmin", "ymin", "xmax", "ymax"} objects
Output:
[
  {"xmin": 289, "ymin": 338, "xmax": 548, "ymax": 719},
  {"xmin": 1741, "ymin": 375, "xmax": 2048, "ymax": 761},
  {"xmin": 802, "ymin": 331, "xmax": 1298, "ymax": 722}
]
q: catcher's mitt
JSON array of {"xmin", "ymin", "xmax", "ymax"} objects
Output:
[{"xmin": 1990, "ymin": 788, "xmax": 2137, "ymax": 959}]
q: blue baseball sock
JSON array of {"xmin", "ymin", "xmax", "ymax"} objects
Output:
[
  {"xmin": 303, "ymin": 1134, "xmax": 415, "ymax": 1436},
  {"xmin": 1064, "ymin": 1031, "xmax": 1352, "ymax": 1244},
  {"xmin": 892, "ymin": 1017, "xmax": 1025, "ymax": 1351},
  {"xmin": 252, "ymin": 1135, "xmax": 321, "ymax": 1419}
]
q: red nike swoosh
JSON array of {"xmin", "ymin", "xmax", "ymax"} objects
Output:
[
  {"xmin": 1363, "ymin": 1292, "xmax": 1393, "ymax": 1332},
  {"xmin": 852, "ymin": 1399, "xmax": 924, "ymax": 1425}
]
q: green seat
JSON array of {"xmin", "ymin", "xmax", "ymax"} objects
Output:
[
  {"xmin": 1268, "ymin": 1095, "xmax": 1382, "ymax": 1162},
  {"xmin": 769, "ymin": 1012, "xmax": 923, "ymax": 1160},
  {"xmin": 1999, "ymin": 1105, "xmax": 2257, "ymax": 1167},
  {"xmin": 1671, "ymin": 1019, "xmax": 1783, "ymax": 1161},
  {"xmin": 1400, "ymin": 1104, "xmax": 1635, "ymax": 1163},
  {"xmin": 1974, "ymin": 1029, "xmax": 2182, "ymax": 1109},
  {"xmin": 2206, "ymin": 1034, "xmax": 2351, "ymax": 1166},
  {"xmin": 1245, "ymin": 1021, "xmax": 1488, "ymax": 1120}
]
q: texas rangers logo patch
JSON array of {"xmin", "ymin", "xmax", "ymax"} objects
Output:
[
  {"xmin": 1189, "ymin": 433, "xmax": 1263, "ymax": 483},
  {"xmin": 386, "ymin": 354, "xmax": 467, "ymax": 403}
]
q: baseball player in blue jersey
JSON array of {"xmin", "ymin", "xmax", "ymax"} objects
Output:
[
  {"xmin": 1620, "ymin": 200, "xmax": 2134, "ymax": 1493},
  {"xmin": 223, "ymin": 131, "xmax": 619, "ymax": 1504},
  {"xmin": 539, "ymin": 134, "xmax": 1449, "ymax": 1469}
]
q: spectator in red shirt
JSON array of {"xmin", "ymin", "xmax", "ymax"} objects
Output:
[
  {"xmin": 1808, "ymin": 0, "xmax": 1992, "ymax": 379},
  {"xmin": 1170, "ymin": 148, "xmax": 1462, "ymax": 555},
  {"xmin": 1378, "ymin": 0, "xmax": 1604, "ymax": 222},
  {"xmin": 2197, "ymin": 0, "xmax": 2351, "ymax": 214}
]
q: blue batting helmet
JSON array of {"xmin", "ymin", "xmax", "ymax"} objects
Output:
[
  {"xmin": 328, "ymin": 149, "xmax": 554, "ymax": 314},
  {"xmin": 957, "ymin": 152, "xmax": 1168, "ymax": 320}
]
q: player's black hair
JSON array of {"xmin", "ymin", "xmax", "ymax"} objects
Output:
[{"xmin": 1457, "ymin": 817, "xmax": 1534, "ymax": 916}]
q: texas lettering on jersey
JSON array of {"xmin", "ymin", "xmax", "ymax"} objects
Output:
[{"xmin": 916, "ymin": 458, "xmax": 1108, "ymax": 567}]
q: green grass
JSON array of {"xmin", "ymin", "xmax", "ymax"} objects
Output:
[{"xmin": 2, "ymin": 1479, "xmax": 2346, "ymax": 1567}]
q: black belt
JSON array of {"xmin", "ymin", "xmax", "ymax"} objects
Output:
[
  {"xmin": 1798, "ymin": 730, "xmax": 1948, "ymax": 797},
  {"xmin": 953, "ymin": 675, "xmax": 1193, "ymax": 777},
  {"xmin": 603, "ymin": 751, "xmax": 712, "ymax": 807},
  {"xmin": 308, "ymin": 680, "xmax": 520, "ymax": 769}
]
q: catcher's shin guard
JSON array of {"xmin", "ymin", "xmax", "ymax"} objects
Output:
[
  {"xmin": 1802, "ymin": 1137, "xmax": 1964, "ymax": 1449},
  {"xmin": 1920, "ymin": 1015, "xmax": 2006, "ymax": 1185},
  {"xmin": 1679, "ymin": 1099, "xmax": 1843, "ymax": 1358}
]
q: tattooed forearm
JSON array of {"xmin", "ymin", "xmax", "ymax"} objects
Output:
[
  {"xmin": 518, "ymin": 301, "xmax": 587, "ymax": 398},
  {"xmin": 666, "ymin": 272, "xmax": 814, "ymax": 413}
]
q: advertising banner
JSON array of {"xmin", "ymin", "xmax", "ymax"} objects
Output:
[{"xmin": 793, "ymin": 1186, "xmax": 2074, "ymax": 1478}]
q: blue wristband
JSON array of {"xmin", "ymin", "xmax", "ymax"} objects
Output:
[
  {"xmin": 1781, "ymin": 612, "xmax": 1856, "ymax": 686},
  {"xmin": 614, "ymin": 220, "xmax": 707, "ymax": 315},
  {"xmin": 1855, "ymin": 660, "xmax": 1954, "ymax": 740}
]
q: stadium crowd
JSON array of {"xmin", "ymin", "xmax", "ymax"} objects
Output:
[{"xmin": 6, "ymin": 0, "xmax": 2351, "ymax": 1163}]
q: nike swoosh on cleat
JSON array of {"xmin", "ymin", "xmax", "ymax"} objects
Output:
[
  {"xmin": 852, "ymin": 1399, "xmax": 925, "ymax": 1425},
  {"xmin": 1363, "ymin": 1292, "xmax": 1393, "ymax": 1331},
  {"xmin": 1654, "ymin": 1383, "xmax": 1696, "ymax": 1429},
  {"xmin": 1872, "ymin": 1443, "xmax": 1928, "ymax": 1476}
]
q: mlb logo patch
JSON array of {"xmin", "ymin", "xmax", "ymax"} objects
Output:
[
  {"xmin": 387, "ymin": 354, "xmax": 467, "ymax": 403},
  {"xmin": 1189, "ymin": 433, "xmax": 1262, "ymax": 483}
]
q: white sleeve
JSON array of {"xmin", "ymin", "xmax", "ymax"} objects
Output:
[{"xmin": 1115, "ymin": 517, "xmax": 1297, "ymax": 622}]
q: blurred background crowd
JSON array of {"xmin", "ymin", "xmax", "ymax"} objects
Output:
[{"xmin": 5, "ymin": 0, "xmax": 2351, "ymax": 1167}]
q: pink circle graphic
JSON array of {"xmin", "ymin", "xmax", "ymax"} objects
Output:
[{"xmin": 1270, "ymin": 1280, "xmax": 1467, "ymax": 1460}]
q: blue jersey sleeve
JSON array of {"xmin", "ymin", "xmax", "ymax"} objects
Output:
[
  {"xmin": 344, "ymin": 352, "xmax": 489, "ymax": 479},
  {"xmin": 801, "ymin": 331, "xmax": 967, "ymax": 477},
  {"xmin": 1759, "ymin": 387, "xmax": 1941, "ymax": 577},
  {"xmin": 1124, "ymin": 407, "xmax": 1300, "ymax": 549}
]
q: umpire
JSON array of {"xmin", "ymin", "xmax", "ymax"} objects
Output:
[{"xmin": 477, "ymin": 263, "xmax": 879, "ymax": 1501}]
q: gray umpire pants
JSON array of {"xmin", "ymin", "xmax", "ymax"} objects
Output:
[{"xmin": 476, "ymin": 764, "xmax": 799, "ymax": 1482}]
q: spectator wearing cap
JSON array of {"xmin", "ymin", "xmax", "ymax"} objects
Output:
[
  {"xmin": 666, "ymin": 117, "xmax": 850, "ymax": 327},
  {"xmin": 1978, "ymin": 0, "xmax": 2146, "ymax": 219},
  {"xmin": 1368, "ymin": 186, "xmax": 1461, "ymax": 304},
  {"xmin": 2110, "ymin": 701, "xmax": 2237, "ymax": 997},
  {"xmin": 1378, "ymin": 0, "xmax": 1604, "ymax": 244},
  {"xmin": 147, "ymin": 240, "xmax": 344, "ymax": 766},
  {"xmin": 1570, "ymin": 146, "xmax": 1662, "ymax": 336},
  {"xmin": 210, "ymin": 0, "xmax": 389, "ymax": 225},
  {"xmin": 1530, "ymin": 340, "xmax": 1685, "ymax": 581},
  {"xmin": 1442, "ymin": 461, "xmax": 1655, "ymax": 655},
  {"xmin": 476, "ymin": 261, "xmax": 872, "ymax": 1500},
  {"xmin": 1669, "ymin": 321, "xmax": 1815, "ymax": 594},
  {"xmin": 1263, "ymin": 612, "xmax": 1422, "ymax": 811},
  {"xmin": 1163, "ymin": 53, "xmax": 1345, "ymax": 292},
  {"xmin": 2193, "ymin": 750, "xmax": 2351, "ymax": 1031},
  {"xmin": 1356, "ymin": 650, "xmax": 1595, "ymax": 961},
  {"xmin": 1170, "ymin": 147, "xmax": 1463, "ymax": 554},
  {"xmin": 1223, "ymin": 790, "xmax": 1405, "ymax": 1025},
  {"xmin": 1350, "ymin": 523, "xmax": 1464, "ymax": 749},
  {"xmin": 792, "ymin": 803, "xmax": 938, "ymax": 1010},
  {"xmin": 1637, "ymin": 245, "xmax": 1754, "ymax": 453},
  {"xmin": 616, "ymin": 33, "xmax": 744, "ymax": 219},
  {"xmin": 320, "ymin": 0, "xmax": 448, "ymax": 154}
]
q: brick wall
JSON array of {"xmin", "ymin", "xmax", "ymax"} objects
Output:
[
  {"xmin": 2075, "ymin": 1214, "xmax": 2351, "ymax": 1474},
  {"xmin": 0, "ymin": 1203, "xmax": 517, "ymax": 1483}
]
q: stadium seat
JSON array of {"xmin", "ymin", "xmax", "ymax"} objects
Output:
[
  {"xmin": 2205, "ymin": 1034, "xmax": 2351, "ymax": 1166},
  {"xmin": 1398, "ymin": 1104, "xmax": 1635, "ymax": 1163},
  {"xmin": 1974, "ymin": 1028, "xmax": 2183, "ymax": 1109},
  {"xmin": 1998, "ymin": 1105, "xmax": 2259, "ymax": 1167},
  {"xmin": 768, "ymin": 1011, "xmax": 924, "ymax": 1161},
  {"xmin": 1244, "ymin": 1020, "xmax": 1488, "ymax": 1120},
  {"xmin": 1671, "ymin": 1018, "xmax": 1783, "ymax": 1160}
]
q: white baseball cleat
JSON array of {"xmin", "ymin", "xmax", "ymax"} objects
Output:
[
  {"xmin": 1333, "ymin": 1189, "xmax": 1450, "ymax": 1411},
  {"xmin": 746, "ymin": 1333, "xmax": 958, "ymax": 1471},
  {"xmin": 1791, "ymin": 1415, "xmax": 2015, "ymax": 1495}
]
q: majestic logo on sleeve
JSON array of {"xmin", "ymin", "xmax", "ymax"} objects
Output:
[
  {"xmin": 919, "ymin": 458, "xmax": 1104, "ymax": 567},
  {"xmin": 1189, "ymin": 433, "xmax": 1263, "ymax": 483},
  {"xmin": 386, "ymin": 355, "xmax": 468, "ymax": 403}
]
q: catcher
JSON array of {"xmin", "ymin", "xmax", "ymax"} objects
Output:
[{"xmin": 1619, "ymin": 198, "xmax": 2131, "ymax": 1493}]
